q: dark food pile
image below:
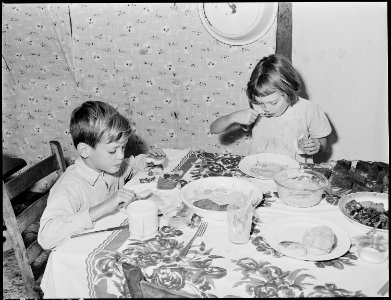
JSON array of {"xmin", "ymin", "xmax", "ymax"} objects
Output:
[
  {"xmin": 317, "ymin": 160, "xmax": 389, "ymax": 193},
  {"xmin": 345, "ymin": 200, "xmax": 388, "ymax": 230}
]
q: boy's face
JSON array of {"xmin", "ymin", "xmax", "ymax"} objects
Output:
[
  {"xmin": 252, "ymin": 92, "xmax": 290, "ymax": 117},
  {"xmin": 83, "ymin": 136, "xmax": 128, "ymax": 174}
]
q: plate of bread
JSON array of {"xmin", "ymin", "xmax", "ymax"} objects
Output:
[{"xmin": 263, "ymin": 216, "xmax": 351, "ymax": 261}]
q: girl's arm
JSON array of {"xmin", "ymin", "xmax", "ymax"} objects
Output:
[
  {"xmin": 210, "ymin": 109, "xmax": 259, "ymax": 134},
  {"xmin": 210, "ymin": 113, "xmax": 237, "ymax": 134},
  {"xmin": 318, "ymin": 137, "xmax": 327, "ymax": 153}
]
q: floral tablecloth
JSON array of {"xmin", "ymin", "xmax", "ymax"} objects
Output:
[{"xmin": 42, "ymin": 149, "xmax": 389, "ymax": 298}]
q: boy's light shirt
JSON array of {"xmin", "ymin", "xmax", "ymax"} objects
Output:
[
  {"xmin": 37, "ymin": 154, "xmax": 146, "ymax": 250},
  {"xmin": 249, "ymin": 97, "xmax": 331, "ymax": 163}
]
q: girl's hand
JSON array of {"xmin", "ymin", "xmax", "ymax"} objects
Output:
[
  {"xmin": 233, "ymin": 108, "xmax": 260, "ymax": 126},
  {"xmin": 301, "ymin": 138, "xmax": 321, "ymax": 155}
]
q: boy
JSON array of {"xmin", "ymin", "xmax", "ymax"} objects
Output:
[{"xmin": 38, "ymin": 100, "xmax": 165, "ymax": 250}]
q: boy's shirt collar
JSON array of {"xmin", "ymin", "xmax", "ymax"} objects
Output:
[{"xmin": 74, "ymin": 157, "xmax": 105, "ymax": 186}]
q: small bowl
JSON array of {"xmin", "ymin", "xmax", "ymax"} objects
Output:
[
  {"xmin": 274, "ymin": 169, "xmax": 329, "ymax": 208},
  {"xmin": 163, "ymin": 203, "xmax": 194, "ymax": 229}
]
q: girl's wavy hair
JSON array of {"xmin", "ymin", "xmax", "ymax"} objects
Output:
[
  {"xmin": 70, "ymin": 101, "xmax": 132, "ymax": 149},
  {"xmin": 246, "ymin": 54, "xmax": 301, "ymax": 107}
]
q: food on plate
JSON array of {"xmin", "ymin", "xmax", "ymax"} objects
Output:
[
  {"xmin": 193, "ymin": 199, "xmax": 228, "ymax": 211},
  {"xmin": 250, "ymin": 162, "xmax": 286, "ymax": 178},
  {"xmin": 329, "ymin": 159, "xmax": 389, "ymax": 193},
  {"xmin": 157, "ymin": 176, "xmax": 177, "ymax": 190},
  {"xmin": 278, "ymin": 241, "xmax": 308, "ymax": 256},
  {"xmin": 302, "ymin": 225, "xmax": 336, "ymax": 255},
  {"xmin": 345, "ymin": 199, "xmax": 388, "ymax": 230}
]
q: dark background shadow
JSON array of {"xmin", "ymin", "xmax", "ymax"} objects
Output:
[
  {"xmin": 219, "ymin": 124, "xmax": 250, "ymax": 145},
  {"xmin": 125, "ymin": 133, "xmax": 149, "ymax": 157}
]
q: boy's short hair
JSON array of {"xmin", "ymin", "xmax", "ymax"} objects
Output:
[
  {"xmin": 246, "ymin": 54, "xmax": 301, "ymax": 105},
  {"xmin": 70, "ymin": 101, "xmax": 132, "ymax": 149}
]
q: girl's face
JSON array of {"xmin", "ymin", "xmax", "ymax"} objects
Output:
[
  {"xmin": 252, "ymin": 92, "xmax": 290, "ymax": 117},
  {"xmin": 84, "ymin": 136, "xmax": 128, "ymax": 174}
]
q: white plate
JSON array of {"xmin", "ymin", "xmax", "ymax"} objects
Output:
[
  {"xmin": 338, "ymin": 192, "xmax": 388, "ymax": 233},
  {"xmin": 120, "ymin": 183, "xmax": 181, "ymax": 214},
  {"xmin": 238, "ymin": 153, "xmax": 300, "ymax": 180},
  {"xmin": 263, "ymin": 217, "xmax": 351, "ymax": 261},
  {"xmin": 180, "ymin": 177, "xmax": 263, "ymax": 222},
  {"xmin": 198, "ymin": 2, "xmax": 278, "ymax": 46}
]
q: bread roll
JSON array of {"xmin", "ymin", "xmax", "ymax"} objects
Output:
[
  {"xmin": 302, "ymin": 225, "xmax": 336, "ymax": 255},
  {"xmin": 278, "ymin": 241, "xmax": 308, "ymax": 257}
]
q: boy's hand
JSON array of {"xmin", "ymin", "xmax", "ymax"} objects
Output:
[
  {"xmin": 89, "ymin": 188, "xmax": 136, "ymax": 222},
  {"xmin": 147, "ymin": 146, "xmax": 166, "ymax": 158},
  {"xmin": 115, "ymin": 188, "xmax": 137, "ymax": 210}
]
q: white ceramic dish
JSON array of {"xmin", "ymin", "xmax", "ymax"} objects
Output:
[
  {"xmin": 238, "ymin": 153, "xmax": 300, "ymax": 180},
  {"xmin": 180, "ymin": 177, "xmax": 263, "ymax": 222},
  {"xmin": 198, "ymin": 2, "xmax": 278, "ymax": 46},
  {"xmin": 263, "ymin": 217, "xmax": 351, "ymax": 261},
  {"xmin": 338, "ymin": 192, "xmax": 388, "ymax": 233}
]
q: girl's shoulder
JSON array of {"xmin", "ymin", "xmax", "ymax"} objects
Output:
[{"xmin": 293, "ymin": 97, "xmax": 323, "ymax": 111}]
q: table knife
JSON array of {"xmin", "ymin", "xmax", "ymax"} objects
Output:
[{"xmin": 71, "ymin": 225, "xmax": 128, "ymax": 238}]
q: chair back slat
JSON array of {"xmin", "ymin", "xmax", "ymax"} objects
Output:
[
  {"xmin": 5, "ymin": 154, "xmax": 59, "ymax": 200},
  {"xmin": 3, "ymin": 141, "xmax": 66, "ymax": 299},
  {"xmin": 17, "ymin": 194, "xmax": 48, "ymax": 233},
  {"xmin": 27, "ymin": 240, "xmax": 44, "ymax": 265},
  {"xmin": 3, "ymin": 186, "xmax": 38, "ymax": 296}
]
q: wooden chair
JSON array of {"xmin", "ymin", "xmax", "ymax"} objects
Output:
[
  {"xmin": 122, "ymin": 262, "xmax": 200, "ymax": 298},
  {"xmin": 2, "ymin": 141, "xmax": 66, "ymax": 298}
]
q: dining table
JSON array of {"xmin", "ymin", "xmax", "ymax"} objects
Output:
[{"xmin": 41, "ymin": 148, "xmax": 389, "ymax": 298}]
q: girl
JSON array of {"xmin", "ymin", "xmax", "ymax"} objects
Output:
[{"xmin": 210, "ymin": 54, "xmax": 331, "ymax": 163}]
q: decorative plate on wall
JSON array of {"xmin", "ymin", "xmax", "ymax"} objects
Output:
[{"xmin": 198, "ymin": 2, "xmax": 278, "ymax": 46}]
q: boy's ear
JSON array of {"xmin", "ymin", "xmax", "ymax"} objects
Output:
[{"xmin": 77, "ymin": 142, "xmax": 91, "ymax": 159}]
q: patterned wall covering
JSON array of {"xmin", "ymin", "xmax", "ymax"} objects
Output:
[{"xmin": 2, "ymin": 3, "xmax": 276, "ymax": 191}]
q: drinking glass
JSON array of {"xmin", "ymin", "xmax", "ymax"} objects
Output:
[{"xmin": 227, "ymin": 198, "xmax": 254, "ymax": 244}]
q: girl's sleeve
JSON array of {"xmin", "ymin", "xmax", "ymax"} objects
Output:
[{"xmin": 307, "ymin": 103, "xmax": 332, "ymax": 138}]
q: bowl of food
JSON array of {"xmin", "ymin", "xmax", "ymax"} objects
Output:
[
  {"xmin": 163, "ymin": 203, "xmax": 194, "ymax": 229},
  {"xmin": 274, "ymin": 168, "xmax": 329, "ymax": 208},
  {"xmin": 179, "ymin": 177, "xmax": 263, "ymax": 222},
  {"xmin": 338, "ymin": 192, "xmax": 388, "ymax": 235}
]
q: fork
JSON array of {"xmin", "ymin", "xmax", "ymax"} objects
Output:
[
  {"xmin": 179, "ymin": 221, "xmax": 208, "ymax": 257},
  {"xmin": 377, "ymin": 280, "xmax": 389, "ymax": 296}
]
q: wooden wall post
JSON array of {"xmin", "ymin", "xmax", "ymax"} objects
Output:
[{"xmin": 276, "ymin": 2, "xmax": 293, "ymax": 61}]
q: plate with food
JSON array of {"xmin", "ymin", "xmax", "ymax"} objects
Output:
[
  {"xmin": 263, "ymin": 217, "xmax": 351, "ymax": 261},
  {"xmin": 238, "ymin": 153, "xmax": 300, "ymax": 180},
  {"xmin": 180, "ymin": 177, "xmax": 263, "ymax": 221},
  {"xmin": 338, "ymin": 192, "xmax": 388, "ymax": 233}
]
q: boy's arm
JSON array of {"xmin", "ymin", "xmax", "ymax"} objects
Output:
[{"xmin": 38, "ymin": 188, "xmax": 94, "ymax": 250}]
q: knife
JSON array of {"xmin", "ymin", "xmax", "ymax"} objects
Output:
[{"xmin": 71, "ymin": 225, "xmax": 128, "ymax": 238}]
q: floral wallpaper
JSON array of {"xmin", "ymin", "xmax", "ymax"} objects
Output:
[{"xmin": 2, "ymin": 3, "xmax": 276, "ymax": 191}]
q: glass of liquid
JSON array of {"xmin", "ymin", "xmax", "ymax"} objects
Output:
[
  {"xmin": 355, "ymin": 231, "xmax": 388, "ymax": 264},
  {"xmin": 227, "ymin": 198, "xmax": 254, "ymax": 244}
]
